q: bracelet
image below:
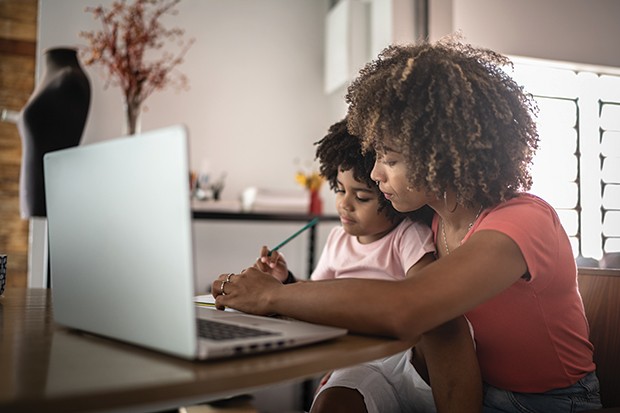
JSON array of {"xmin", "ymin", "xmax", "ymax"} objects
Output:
[{"xmin": 283, "ymin": 271, "xmax": 296, "ymax": 284}]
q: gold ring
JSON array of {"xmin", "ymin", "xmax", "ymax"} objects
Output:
[
  {"xmin": 220, "ymin": 280, "xmax": 228, "ymax": 296},
  {"xmin": 226, "ymin": 273, "xmax": 234, "ymax": 282}
]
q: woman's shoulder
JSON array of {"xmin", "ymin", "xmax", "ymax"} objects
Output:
[
  {"xmin": 488, "ymin": 193, "xmax": 557, "ymax": 218},
  {"xmin": 480, "ymin": 193, "xmax": 561, "ymax": 233}
]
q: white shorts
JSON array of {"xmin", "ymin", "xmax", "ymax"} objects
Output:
[
  {"xmin": 312, "ymin": 349, "xmax": 436, "ymax": 413},
  {"xmin": 312, "ymin": 319, "xmax": 475, "ymax": 413}
]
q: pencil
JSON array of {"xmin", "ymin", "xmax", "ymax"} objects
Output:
[{"xmin": 268, "ymin": 217, "xmax": 319, "ymax": 256}]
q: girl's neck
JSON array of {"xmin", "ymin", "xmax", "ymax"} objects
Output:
[{"xmin": 356, "ymin": 220, "xmax": 400, "ymax": 245}]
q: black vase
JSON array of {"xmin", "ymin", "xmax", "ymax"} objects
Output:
[{"xmin": 17, "ymin": 47, "xmax": 91, "ymax": 218}]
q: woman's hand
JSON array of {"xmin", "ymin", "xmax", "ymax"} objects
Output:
[
  {"xmin": 212, "ymin": 267, "xmax": 284, "ymax": 315},
  {"xmin": 254, "ymin": 245, "xmax": 289, "ymax": 283}
]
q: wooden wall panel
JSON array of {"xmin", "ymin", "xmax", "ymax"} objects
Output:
[
  {"xmin": 0, "ymin": 0, "xmax": 38, "ymax": 288},
  {"xmin": 0, "ymin": 0, "xmax": 37, "ymax": 42}
]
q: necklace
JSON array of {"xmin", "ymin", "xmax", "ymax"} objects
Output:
[{"xmin": 441, "ymin": 206, "xmax": 483, "ymax": 255}]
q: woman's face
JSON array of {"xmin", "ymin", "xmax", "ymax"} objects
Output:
[{"xmin": 370, "ymin": 149, "xmax": 430, "ymax": 212}]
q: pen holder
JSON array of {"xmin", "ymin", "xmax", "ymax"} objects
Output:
[{"xmin": 0, "ymin": 255, "xmax": 6, "ymax": 296}]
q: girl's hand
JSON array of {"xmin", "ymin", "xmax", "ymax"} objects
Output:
[
  {"xmin": 254, "ymin": 245, "xmax": 289, "ymax": 283},
  {"xmin": 315, "ymin": 371, "xmax": 333, "ymax": 394}
]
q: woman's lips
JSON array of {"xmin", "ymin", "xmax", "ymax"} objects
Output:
[{"xmin": 382, "ymin": 191, "xmax": 393, "ymax": 200}]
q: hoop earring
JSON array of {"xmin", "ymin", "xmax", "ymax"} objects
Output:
[{"xmin": 443, "ymin": 191, "xmax": 458, "ymax": 213}]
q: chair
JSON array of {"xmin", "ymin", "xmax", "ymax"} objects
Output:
[{"xmin": 578, "ymin": 268, "xmax": 620, "ymax": 412}]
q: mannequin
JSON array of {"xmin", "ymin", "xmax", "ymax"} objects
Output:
[{"xmin": 18, "ymin": 47, "xmax": 90, "ymax": 218}]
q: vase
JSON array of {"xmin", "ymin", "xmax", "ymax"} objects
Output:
[
  {"xmin": 309, "ymin": 189, "xmax": 323, "ymax": 215},
  {"xmin": 17, "ymin": 47, "xmax": 91, "ymax": 218},
  {"xmin": 123, "ymin": 97, "xmax": 142, "ymax": 135}
]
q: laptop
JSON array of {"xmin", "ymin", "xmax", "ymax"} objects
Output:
[{"xmin": 43, "ymin": 124, "xmax": 347, "ymax": 360}]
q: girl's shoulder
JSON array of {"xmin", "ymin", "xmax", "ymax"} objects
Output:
[{"xmin": 394, "ymin": 218, "xmax": 434, "ymax": 244}]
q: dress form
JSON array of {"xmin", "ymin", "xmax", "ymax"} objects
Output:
[{"xmin": 17, "ymin": 47, "xmax": 90, "ymax": 218}]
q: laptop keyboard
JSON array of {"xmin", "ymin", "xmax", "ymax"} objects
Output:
[{"xmin": 197, "ymin": 318, "xmax": 278, "ymax": 341}]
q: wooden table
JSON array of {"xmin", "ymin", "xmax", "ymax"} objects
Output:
[{"xmin": 0, "ymin": 288, "xmax": 412, "ymax": 413}]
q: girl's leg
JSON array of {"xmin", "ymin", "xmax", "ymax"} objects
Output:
[
  {"xmin": 310, "ymin": 351, "xmax": 435, "ymax": 413},
  {"xmin": 311, "ymin": 387, "xmax": 367, "ymax": 413}
]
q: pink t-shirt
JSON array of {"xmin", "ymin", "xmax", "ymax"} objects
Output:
[
  {"xmin": 433, "ymin": 193, "xmax": 595, "ymax": 392},
  {"xmin": 311, "ymin": 219, "xmax": 435, "ymax": 281}
]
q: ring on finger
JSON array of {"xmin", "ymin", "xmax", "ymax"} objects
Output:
[
  {"xmin": 226, "ymin": 273, "xmax": 234, "ymax": 283},
  {"xmin": 220, "ymin": 280, "xmax": 228, "ymax": 296}
]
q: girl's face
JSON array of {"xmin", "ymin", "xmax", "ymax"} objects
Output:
[
  {"xmin": 335, "ymin": 168, "xmax": 396, "ymax": 244},
  {"xmin": 371, "ymin": 149, "xmax": 430, "ymax": 212}
]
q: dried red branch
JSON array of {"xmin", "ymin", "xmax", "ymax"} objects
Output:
[{"xmin": 79, "ymin": 0, "xmax": 194, "ymax": 109}]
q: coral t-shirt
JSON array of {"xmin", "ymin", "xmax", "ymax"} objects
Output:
[
  {"xmin": 434, "ymin": 193, "xmax": 595, "ymax": 392},
  {"xmin": 311, "ymin": 219, "xmax": 435, "ymax": 281}
]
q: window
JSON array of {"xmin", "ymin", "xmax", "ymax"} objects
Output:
[{"xmin": 508, "ymin": 58, "xmax": 620, "ymax": 262}]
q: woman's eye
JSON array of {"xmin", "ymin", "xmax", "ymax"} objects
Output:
[{"xmin": 334, "ymin": 188, "xmax": 345, "ymax": 194}]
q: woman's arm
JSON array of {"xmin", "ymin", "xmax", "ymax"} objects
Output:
[{"xmin": 214, "ymin": 229, "xmax": 526, "ymax": 341}]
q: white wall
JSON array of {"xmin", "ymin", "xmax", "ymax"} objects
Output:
[
  {"xmin": 38, "ymin": 0, "xmax": 340, "ymax": 208},
  {"xmin": 430, "ymin": 0, "xmax": 620, "ymax": 69},
  {"xmin": 36, "ymin": 0, "xmax": 346, "ymax": 292}
]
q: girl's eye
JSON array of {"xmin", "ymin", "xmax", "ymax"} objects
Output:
[
  {"xmin": 356, "ymin": 197, "xmax": 371, "ymax": 203},
  {"xmin": 334, "ymin": 188, "xmax": 345, "ymax": 194}
]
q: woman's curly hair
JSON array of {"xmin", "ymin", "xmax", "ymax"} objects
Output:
[
  {"xmin": 315, "ymin": 118, "xmax": 432, "ymax": 225},
  {"xmin": 346, "ymin": 35, "xmax": 539, "ymax": 209}
]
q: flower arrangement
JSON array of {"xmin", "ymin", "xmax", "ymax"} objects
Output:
[
  {"xmin": 295, "ymin": 170, "xmax": 324, "ymax": 215},
  {"xmin": 295, "ymin": 171, "xmax": 324, "ymax": 192},
  {"xmin": 80, "ymin": 0, "xmax": 194, "ymax": 135}
]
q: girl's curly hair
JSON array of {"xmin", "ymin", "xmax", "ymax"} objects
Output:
[
  {"xmin": 315, "ymin": 118, "xmax": 432, "ymax": 225},
  {"xmin": 346, "ymin": 35, "xmax": 539, "ymax": 209}
]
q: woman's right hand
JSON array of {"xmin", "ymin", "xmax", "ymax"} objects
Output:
[{"xmin": 254, "ymin": 245, "xmax": 289, "ymax": 283}]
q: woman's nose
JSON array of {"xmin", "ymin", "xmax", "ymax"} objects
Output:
[{"xmin": 370, "ymin": 162, "xmax": 382, "ymax": 184}]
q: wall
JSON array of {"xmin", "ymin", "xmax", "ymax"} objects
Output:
[
  {"xmin": 430, "ymin": 0, "xmax": 620, "ymax": 69},
  {"xmin": 36, "ymin": 0, "xmax": 350, "ymax": 291},
  {"xmin": 38, "ymin": 0, "xmax": 339, "ymax": 208}
]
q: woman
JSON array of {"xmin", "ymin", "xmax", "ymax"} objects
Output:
[{"xmin": 213, "ymin": 36, "xmax": 601, "ymax": 412}]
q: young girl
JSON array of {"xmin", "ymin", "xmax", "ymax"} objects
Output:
[
  {"xmin": 255, "ymin": 119, "xmax": 480, "ymax": 413},
  {"xmin": 256, "ymin": 118, "xmax": 435, "ymax": 284}
]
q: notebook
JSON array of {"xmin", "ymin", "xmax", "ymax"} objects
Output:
[{"xmin": 43, "ymin": 124, "xmax": 347, "ymax": 360}]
